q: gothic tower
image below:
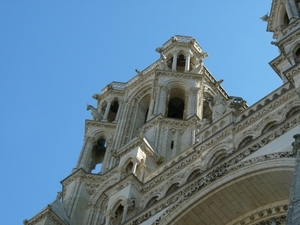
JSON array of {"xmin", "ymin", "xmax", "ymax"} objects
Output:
[{"xmin": 24, "ymin": 2, "xmax": 300, "ymax": 225}]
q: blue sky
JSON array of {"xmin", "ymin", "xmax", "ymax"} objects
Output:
[{"xmin": 0, "ymin": 1, "xmax": 282, "ymax": 224}]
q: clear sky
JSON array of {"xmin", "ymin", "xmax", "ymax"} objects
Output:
[{"xmin": 0, "ymin": 1, "xmax": 282, "ymax": 224}]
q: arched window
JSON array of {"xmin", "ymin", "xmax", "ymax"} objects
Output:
[
  {"xmin": 107, "ymin": 99, "xmax": 119, "ymax": 122},
  {"xmin": 295, "ymin": 47, "xmax": 300, "ymax": 63},
  {"xmin": 134, "ymin": 94, "xmax": 150, "ymax": 135},
  {"xmin": 89, "ymin": 138, "xmax": 107, "ymax": 173},
  {"xmin": 167, "ymin": 88, "xmax": 186, "ymax": 119},
  {"xmin": 126, "ymin": 161, "xmax": 134, "ymax": 174},
  {"xmin": 176, "ymin": 54, "xmax": 186, "ymax": 72},
  {"xmin": 114, "ymin": 204, "xmax": 124, "ymax": 225}
]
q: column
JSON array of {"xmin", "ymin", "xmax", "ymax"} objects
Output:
[
  {"xmin": 104, "ymin": 210, "xmax": 115, "ymax": 225},
  {"xmin": 157, "ymin": 85, "xmax": 168, "ymax": 116},
  {"xmin": 103, "ymin": 100, "xmax": 112, "ymax": 121},
  {"xmin": 185, "ymin": 54, "xmax": 191, "ymax": 72},
  {"xmin": 286, "ymin": 0, "xmax": 299, "ymax": 22},
  {"xmin": 113, "ymin": 101, "xmax": 123, "ymax": 123},
  {"xmin": 171, "ymin": 53, "xmax": 178, "ymax": 70},
  {"xmin": 147, "ymin": 98, "xmax": 155, "ymax": 120},
  {"xmin": 121, "ymin": 199, "xmax": 133, "ymax": 223},
  {"xmin": 187, "ymin": 88, "xmax": 199, "ymax": 118},
  {"xmin": 76, "ymin": 137, "xmax": 96, "ymax": 171}
]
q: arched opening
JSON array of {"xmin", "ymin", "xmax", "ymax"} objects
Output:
[
  {"xmin": 166, "ymin": 182, "xmax": 180, "ymax": 195},
  {"xmin": 261, "ymin": 121, "xmax": 277, "ymax": 134},
  {"xmin": 89, "ymin": 138, "xmax": 107, "ymax": 173},
  {"xmin": 294, "ymin": 47, "xmax": 300, "ymax": 63},
  {"xmin": 176, "ymin": 54, "xmax": 186, "ymax": 72},
  {"xmin": 126, "ymin": 161, "xmax": 134, "ymax": 174},
  {"xmin": 107, "ymin": 99, "xmax": 119, "ymax": 122},
  {"xmin": 286, "ymin": 106, "xmax": 300, "ymax": 118},
  {"xmin": 207, "ymin": 150, "xmax": 227, "ymax": 168},
  {"xmin": 146, "ymin": 196, "xmax": 158, "ymax": 208},
  {"xmin": 238, "ymin": 136, "xmax": 253, "ymax": 149},
  {"xmin": 202, "ymin": 100, "xmax": 212, "ymax": 122},
  {"xmin": 114, "ymin": 204, "xmax": 124, "ymax": 225},
  {"xmin": 167, "ymin": 88, "xmax": 186, "ymax": 119},
  {"xmin": 167, "ymin": 97, "xmax": 184, "ymax": 119},
  {"xmin": 283, "ymin": 12, "xmax": 289, "ymax": 26},
  {"xmin": 133, "ymin": 94, "xmax": 150, "ymax": 136},
  {"xmin": 187, "ymin": 169, "xmax": 201, "ymax": 182}
]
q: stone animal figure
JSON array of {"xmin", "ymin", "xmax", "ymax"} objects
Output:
[{"xmin": 87, "ymin": 104, "xmax": 103, "ymax": 121}]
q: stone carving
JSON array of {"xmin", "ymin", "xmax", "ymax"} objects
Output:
[
  {"xmin": 155, "ymin": 47, "xmax": 170, "ymax": 70},
  {"xmin": 190, "ymin": 58, "xmax": 204, "ymax": 74},
  {"xmin": 87, "ymin": 104, "xmax": 103, "ymax": 121},
  {"xmin": 292, "ymin": 133, "xmax": 300, "ymax": 155},
  {"xmin": 209, "ymin": 94, "xmax": 227, "ymax": 121}
]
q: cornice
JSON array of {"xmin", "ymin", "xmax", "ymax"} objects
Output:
[
  {"xmin": 283, "ymin": 63, "xmax": 300, "ymax": 85},
  {"xmin": 269, "ymin": 54, "xmax": 285, "ymax": 76},
  {"xmin": 156, "ymin": 69, "xmax": 204, "ymax": 81},
  {"xmin": 235, "ymin": 89, "xmax": 296, "ymax": 133},
  {"xmin": 267, "ymin": 0, "xmax": 280, "ymax": 32},
  {"xmin": 139, "ymin": 114, "xmax": 199, "ymax": 134},
  {"xmin": 84, "ymin": 119, "xmax": 117, "ymax": 135},
  {"xmin": 24, "ymin": 205, "xmax": 68, "ymax": 225}
]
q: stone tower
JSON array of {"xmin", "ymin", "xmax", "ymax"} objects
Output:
[{"xmin": 24, "ymin": 1, "xmax": 300, "ymax": 225}]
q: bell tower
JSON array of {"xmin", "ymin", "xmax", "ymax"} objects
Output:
[{"xmin": 268, "ymin": 0, "xmax": 300, "ymax": 88}]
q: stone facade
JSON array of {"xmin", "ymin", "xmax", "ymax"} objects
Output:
[{"xmin": 24, "ymin": 1, "xmax": 300, "ymax": 224}]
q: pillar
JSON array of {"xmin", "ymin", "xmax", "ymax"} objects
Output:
[
  {"xmin": 121, "ymin": 199, "xmax": 133, "ymax": 223},
  {"xmin": 286, "ymin": 0, "xmax": 299, "ymax": 22},
  {"xmin": 104, "ymin": 210, "xmax": 115, "ymax": 225},
  {"xmin": 172, "ymin": 53, "xmax": 178, "ymax": 70},
  {"xmin": 185, "ymin": 54, "xmax": 191, "ymax": 72},
  {"xmin": 113, "ymin": 101, "xmax": 123, "ymax": 123},
  {"xmin": 76, "ymin": 137, "xmax": 96, "ymax": 171},
  {"xmin": 103, "ymin": 100, "xmax": 112, "ymax": 121}
]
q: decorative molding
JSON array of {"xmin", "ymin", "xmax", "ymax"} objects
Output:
[
  {"xmin": 126, "ymin": 114, "xmax": 300, "ymax": 224},
  {"xmin": 23, "ymin": 204, "xmax": 68, "ymax": 225}
]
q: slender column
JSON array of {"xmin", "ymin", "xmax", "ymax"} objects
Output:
[
  {"xmin": 172, "ymin": 53, "xmax": 178, "ymax": 70},
  {"xmin": 103, "ymin": 101, "xmax": 112, "ymax": 121},
  {"xmin": 287, "ymin": 134, "xmax": 300, "ymax": 224},
  {"xmin": 185, "ymin": 54, "xmax": 191, "ymax": 72},
  {"xmin": 121, "ymin": 199, "xmax": 133, "ymax": 223},
  {"xmin": 286, "ymin": 0, "xmax": 299, "ymax": 22},
  {"xmin": 76, "ymin": 137, "xmax": 96, "ymax": 171},
  {"xmin": 113, "ymin": 101, "xmax": 123, "ymax": 123},
  {"xmin": 147, "ymin": 98, "xmax": 155, "ymax": 120},
  {"xmin": 156, "ymin": 85, "xmax": 168, "ymax": 116},
  {"xmin": 132, "ymin": 160, "xmax": 138, "ymax": 174},
  {"xmin": 153, "ymin": 86, "xmax": 161, "ymax": 115},
  {"xmin": 104, "ymin": 210, "xmax": 115, "ymax": 225},
  {"xmin": 187, "ymin": 88, "xmax": 199, "ymax": 118}
]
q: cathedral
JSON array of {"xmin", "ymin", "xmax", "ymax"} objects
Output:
[{"xmin": 24, "ymin": 1, "xmax": 300, "ymax": 225}]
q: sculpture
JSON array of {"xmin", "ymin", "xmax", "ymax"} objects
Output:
[
  {"xmin": 209, "ymin": 94, "xmax": 226, "ymax": 122},
  {"xmin": 87, "ymin": 104, "xmax": 103, "ymax": 121},
  {"xmin": 155, "ymin": 47, "xmax": 170, "ymax": 70},
  {"xmin": 190, "ymin": 58, "xmax": 204, "ymax": 74}
]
